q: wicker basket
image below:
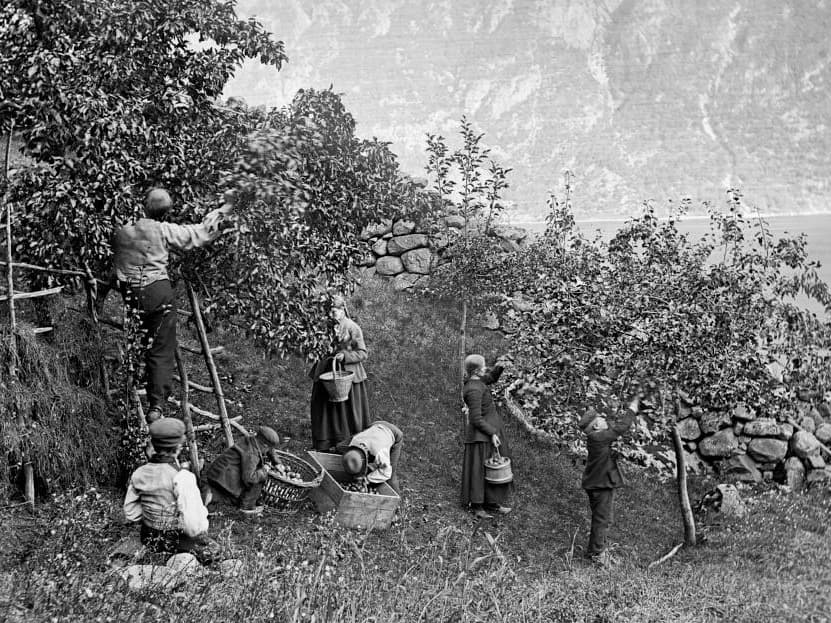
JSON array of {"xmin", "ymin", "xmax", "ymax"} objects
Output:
[
  {"xmin": 261, "ymin": 450, "xmax": 324, "ymax": 514},
  {"xmin": 319, "ymin": 359, "xmax": 354, "ymax": 402}
]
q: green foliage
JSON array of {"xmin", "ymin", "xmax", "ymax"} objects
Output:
[{"xmin": 487, "ymin": 190, "xmax": 831, "ymax": 462}]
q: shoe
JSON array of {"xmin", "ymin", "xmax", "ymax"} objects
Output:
[
  {"xmin": 486, "ymin": 505, "xmax": 512, "ymax": 515},
  {"xmin": 473, "ymin": 509, "xmax": 493, "ymax": 519}
]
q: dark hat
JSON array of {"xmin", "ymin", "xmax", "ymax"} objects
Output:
[
  {"xmin": 255, "ymin": 426, "xmax": 281, "ymax": 448},
  {"xmin": 578, "ymin": 409, "xmax": 600, "ymax": 433},
  {"xmin": 149, "ymin": 418, "xmax": 186, "ymax": 450},
  {"xmin": 342, "ymin": 446, "xmax": 368, "ymax": 476}
]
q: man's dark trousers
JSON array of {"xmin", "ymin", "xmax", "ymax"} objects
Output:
[
  {"xmin": 586, "ymin": 488, "xmax": 614, "ymax": 556},
  {"xmin": 122, "ymin": 279, "xmax": 177, "ymax": 411}
]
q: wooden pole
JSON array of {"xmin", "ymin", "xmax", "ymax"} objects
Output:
[
  {"xmin": 185, "ymin": 280, "xmax": 233, "ymax": 447},
  {"xmin": 459, "ymin": 299, "xmax": 467, "ymax": 442},
  {"xmin": 671, "ymin": 424, "xmax": 696, "ymax": 546},
  {"xmin": 3, "ymin": 122, "xmax": 34, "ymax": 510},
  {"xmin": 174, "ymin": 346, "xmax": 201, "ymax": 479}
]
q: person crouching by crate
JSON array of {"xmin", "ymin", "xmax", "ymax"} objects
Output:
[
  {"xmin": 578, "ymin": 393, "xmax": 641, "ymax": 566},
  {"xmin": 461, "ymin": 354, "xmax": 512, "ymax": 519},
  {"xmin": 123, "ymin": 418, "xmax": 219, "ymax": 563},
  {"xmin": 342, "ymin": 421, "xmax": 404, "ymax": 494},
  {"xmin": 203, "ymin": 426, "xmax": 282, "ymax": 517}
]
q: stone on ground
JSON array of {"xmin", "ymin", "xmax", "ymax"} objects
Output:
[
  {"xmin": 371, "ymin": 238, "xmax": 388, "ymax": 256},
  {"xmin": 360, "ymin": 219, "xmax": 393, "ymax": 240},
  {"xmin": 117, "ymin": 565, "xmax": 183, "ymax": 592},
  {"xmin": 166, "ymin": 553, "xmax": 202, "ymax": 576},
  {"xmin": 677, "ymin": 417, "xmax": 702, "ymax": 441},
  {"xmin": 478, "ymin": 310, "xmax": 500, "ymax": 331},
  {"xmin": 805, "ymin": 454, "xmax": 826, "ymax": 470},
  {"xmin": 219, "ymin": 559, "xmax": 244, "ymax": 578},
  {"xmin": 746, "ymin": 437, "xmax": 788, "ymax": 462},
  {"xmin": 721, "ymin": 454, "xmax": 762, "ymax": 483},
  {"xmin": 731, "ymin": 403, "xmax": 755, "ymax": 421},
  {"xmin": 392, "ymin": 219, "xmax": 416, "ymax": 236},
  {"xmin": 375, "ymin": 256, "xmax": 404, "ymax": 276},
  {"xmin": 444, "ymin": 215, "xmax": 465, "ymax": 229},
  {"xmin": 401, "ymin": 248, "xmax": 433, "ymax": 274},
  {"xmin": 742, "ymin": 418, "xmax": 780, "ymax": 437},
  {"xmin": 716, "ymin": 484, "xmax": 747, "ymax": 518},
  {"xmin": 790, "ymin": 430, "xmax": 821, "ymax": 458},
  {"xmin": 800, "ymin": 416, "xmax": 817, "ymax": 434},
  {"xmin": 814, "ymin": 422, "xmax": 831, "ymax": 445},
  {"xmin": 392, "ymin": 272, "xmax": 422, "ymax": 291},
  {"xmin": 387, "ymin": 233, "xmax": 429, "ymax": 255},
  {"xmin": 785, "ymin": 456, "xmax": 806, "ymax": 490},
  {"xmin": 108, "ymin": 535, "xmax": 146, "ymax": 568},
  {"xmin": 700, "ymin": 411, "xmax": 731, "ymax": 435},
  {"xmin": 699, "ymin": 429, "xmax": 738, "ymax": 458}
]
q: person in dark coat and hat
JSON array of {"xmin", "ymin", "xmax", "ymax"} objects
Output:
[
  {"xmin": 123, "ymin": 418, "xmax": 218, "ymax": 563},
  {"xmin": 309, "ymin": 294, "xmax": 371, "ymax": 451},
  {"xmin": 578, "ymin": 394, "xmax": 641, "ymax": 565},
  {"xmin": 203, "ymin": 426, "xmax": 282, "ymax": 516},
  {"xmin": 461, "ymin": 354, "xmax": 512, "ymax": 519}
]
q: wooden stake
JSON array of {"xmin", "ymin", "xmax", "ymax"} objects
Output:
[
  {"xmin": 174, "ymin": 347, "xmax": 201, "ymax": 480},
  {"xmin": 185, "ymin": 280, "xmax": 233, "ymax": 447},
  {"xmin": 3, "ymin": 121, "xmax": 34, "ymax": 511},
  {"xmin": 459, "ymin": 299, "xmax": 467, "ymax": 442},
  {"xmin": 671, "ymin": 423, "xmax": 696, "ymax": 547}
]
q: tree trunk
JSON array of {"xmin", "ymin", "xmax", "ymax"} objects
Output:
[
  {"xmin": 671, "ymin": 424, "xmax": 696, "ymax": 546},
  {"xmin": 459, "ymin": 299, "xmax": 467, "ymax": 442}
]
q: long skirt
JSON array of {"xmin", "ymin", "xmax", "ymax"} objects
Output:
[
  {"xmin": 461, "ymin": 441, "xmax": 511, "ymax": 508},
  {"xmin": 310, "ymin": 379, "xmax": 371, "ymax": 450}
]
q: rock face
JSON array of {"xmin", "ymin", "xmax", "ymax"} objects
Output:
[
  {"xmin": 677, "ymin": 417, "xmax": 702, "ymax": 441},
  {"xmin": 392, "ymin": 219, "xmax": 416, "ymax": 236},
  {"xmin": 699, "ymin": 429, "xmax": 738, "ymax": 458},
  {"xmin": 747, "ymin": 438, "xmax": 788, "ymax": 463},
  {"xmin": 785, "ymin": 457, "xmax": 806, "ymax": 490},
  {"xmin": 387, "ymin": 234, "xmax": 429, "ymax": 255},
  {"xmin": 743, "ymin": 418, "xmax": 780, "ymax": 437},
  {"xmin": 375, "ymin": 256, "xmax": 404, "ymax": 276},
  {"xmin": 401, "ymin": 248, "xmax": 433, "ymax": 274},
  {"xmin": 721, "ymin": 454, "xmax": 762, "ymax": 483},
  {"xmin": 790, "ymin": 430, "xmax": 821, "ymax": 458}
]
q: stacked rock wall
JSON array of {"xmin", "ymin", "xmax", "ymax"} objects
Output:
[{"xmin": 678, "ymin": 399, "xmax": 831, "ymax": 489}]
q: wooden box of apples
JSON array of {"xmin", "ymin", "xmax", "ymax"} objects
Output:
[{"xmin": 306, "ymin": 451, "xmax": 400, "ymax": 530}]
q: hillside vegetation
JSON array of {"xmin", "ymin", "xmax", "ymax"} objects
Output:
[{"xmin": 2, "ymin": 280, "xmax": 830, "ymax": 622}]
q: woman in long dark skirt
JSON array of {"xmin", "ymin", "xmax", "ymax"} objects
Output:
[
  {"xmin": 309, "ymin": 295, "xmax": 371, "ymax": 451},
  {"xmin": 461, "ymin": 354, "xmax": 512, "ymax": 519}
]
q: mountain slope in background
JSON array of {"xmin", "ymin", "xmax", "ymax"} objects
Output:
[{"xmin": 227, "ymin": 0, "xmax": 831, "ymax": 219}]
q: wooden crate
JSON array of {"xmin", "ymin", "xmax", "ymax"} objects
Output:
[{"xmin": 306, "ymin": 451, "xmax": 400, "ymax": 530}]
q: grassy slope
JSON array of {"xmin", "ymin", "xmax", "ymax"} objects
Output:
[{"xmin": 2, "ymin": 278, "xmax": 830, "ymax": 622}]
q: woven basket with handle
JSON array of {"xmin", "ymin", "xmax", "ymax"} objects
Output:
[
  {"xmin": 319, "ymin": 358, "xmax": 354, "ymax": 402},
  {"xmin": 261, "ymin": 450, "xmax": 324, "ymax": 514}
]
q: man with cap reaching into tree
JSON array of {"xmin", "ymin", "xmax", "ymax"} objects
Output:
[
  {"xmin": 123, "ymin": 418, "xmax": 218, "ymax": 563},
  {"xmin": 342, "ymin": 421, "xmax": 404, "ymax": 494},
  {"xmin": 109, "ymin": 187, "xmax": 234, "ymax": 423},
  {"xmin": 203, "ymin": 426, "xmax": 282, "ymax": 516}
]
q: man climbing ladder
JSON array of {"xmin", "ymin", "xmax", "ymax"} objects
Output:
[{"xmin": 109, "ymin": 188, "xmax": 233, "ymax": 423}]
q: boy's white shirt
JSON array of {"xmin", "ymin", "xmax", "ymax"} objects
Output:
[{"xmin": 174, "ymin": 469, "xmax": 209, "ymax": 536}]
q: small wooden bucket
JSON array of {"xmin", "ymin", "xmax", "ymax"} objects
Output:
[
  {"xmin": 484, "ymin": 447, "xmax": 513, "ymax": 484},
  {"xmin": 319, "ymin": 359, "xmax": 354, "ymax": 402}
]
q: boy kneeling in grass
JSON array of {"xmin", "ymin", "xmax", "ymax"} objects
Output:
[{"xmin": 577, "ymin": 392, "xmax": 641, "ymax": 565}]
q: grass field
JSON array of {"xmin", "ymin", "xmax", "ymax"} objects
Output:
[{"xmin": 1, "ymin": 278, "xmax": 830, "ymax": 622}]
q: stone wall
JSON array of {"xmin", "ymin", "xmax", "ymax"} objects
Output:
[
  {"xmin": 678, "ymin": 399, "xmax": 831, "ymax": 489},
  {"xmin": 357, "ymin": 216, "xmax": 528, "ymax": 291}
]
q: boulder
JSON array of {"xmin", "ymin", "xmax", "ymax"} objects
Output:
[
  {"xmin": 401, "ymin": 248, "xmax": 434, "ymax": 274},
  {"xmin": 357, "ymin": 253, "xmax": 376, "ymax": 267},
  {"xmin": 806, "ymin": 468, "xmax": 831, "ymax": 487},
  {"xmin": 677, "ymin": 417, "xmax": 702, "ymax": 441},
  {"xmin": 431, "ymin": 231, "xmax": 451, "ymax": 249},
  {"xmin": 742, "ymin": 418, "xmax": 780, "ymax": 437},
  {"xmin": 382, "ymin": 232, "xmax": 393, "ymax": 239},
  {"xmin": 818, "ymin": 402, "xmax": 831, "ymax": 422},
  {"xmin": 392, "ymin": 219, "xmax": 416, "ymax": 236},
  {"xmin": 219, "ymin": 559, "xmax": 244, "ymax": 578},
  {"xmin": 721, "ymin": 454, "xmax": 763, "ymax": 483},
  {"xmin": 677, "ymin": 403, "xmax": 693, "ymax": 418},
  {"xmin": 776, "ymin": 422, "xmax": 795, "ymax": 441},
  {"xmin": 790, "ymin": 430, "xmax": 821, "ymax": 458},
  {"xmin": 716, "ymin": 484, "xmax": 747, "ymax": 518},
  {"xmin": 117, "ymin": 565, "xmax": 183, "ymax": 592},
  {"xmin": 814, "ymin": 422, "xmax": 831, "ymax": 445},
  {"xmin": 684, "ymin": 451, "xmax": 706, "ymax": 475},
  {"xmin": 392, "ymin": 272, "xmax": 422, "ymax": 291},
  {"xmin": 747, "ymin": 438, "xmax": 788, "ymax": 463},
  {"xmin": 375, "ymin": 256, "xmax": 404, "ymax": 276},
  {"xmin": 387, "ymin": 234, "xmax": 429, "ymax": 255},
  {"xmin": 108, "ymin": 536, "xmax": 146, "ymax": 568},
  {"xmin": 785, "ymin": 457, "xmax": 806, "ymax": 490},
  {"xmin": 700, "ymin": 411, "xmax": 731, "ymax": 435},
  {"xmin": 360, "ymin": 219, "xmax": 393, "ymax": 240},
  {"xmin": 801, "ymin": 416, "xmax": 817, "ymax": 434},
  {"xmin": 731, "ymin": 403, "xmax": 755, "ymax": 421},
  {"xmin": 445, "ymin": 215, "xmax": 465, "ymax": 229},
  {"xmin": 686, "ymin": 441, "xmax": 698, "ymax": 451},
  {"xmin": 371, "ymin": 238, "xmax": 388, "ymax": 256},
  {"xmin": 733, "ymin": 422, "xmax": 744, "ymax": 436},
  {"xmin": 499, "ymin": 238, "xmax": 522, "ymax": 253},
  {"xmin": 806, "ymin": 454, "xmax": 826, "ymax": 470},
  {"xmin": 491, "ymin": 224, "xmax": 527, "ymax": 241},
  {"xmin": 359, "ymin": 266, "xmax": 377, "ymax": 282},
  {"xmin": 699, "ymin": 429, "xmax": 738, "ymax": 458},
  {"xmin": 691, "ymin": 406, "xmax": 705, "ymax": 418}
]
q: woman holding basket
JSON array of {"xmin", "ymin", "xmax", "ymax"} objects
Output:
[
  {"xmin": 309, "ymin": 295, "xmax": 371, "ymax": 451},
  {"xmin": 461, "ymin": 354, "xmax": 512, "ymax": 519}
]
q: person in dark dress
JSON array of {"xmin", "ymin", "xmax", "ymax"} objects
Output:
[
  {"xmin": 203, "ymin": 426, "xmax": 281, "ymax": 516},
  {"xmin": 578, "ymin": 395, "xmax": 640, "ymax": 565},
  {"xmin": 461, "ymin": 354, "xmax": 512, "ymax": 519},
  {"xmin": 309, "ymin": 295, "xmax": 371, "ymax": 451}
]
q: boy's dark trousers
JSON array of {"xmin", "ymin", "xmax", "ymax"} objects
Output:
[{"xmin": 586, "ymin": 487, "xmax": 614, "ymax": 556}]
